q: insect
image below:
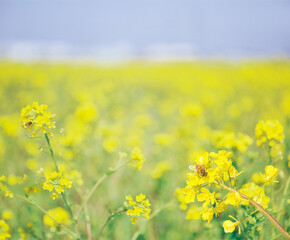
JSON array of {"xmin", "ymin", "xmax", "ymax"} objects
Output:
[
  {"xmin": 25, "ymin": 121, "xmax": 32, "ymax": 128},
  {"xmin": 195, "ymin": 164, "xmax": 208, "ymax": 177}
]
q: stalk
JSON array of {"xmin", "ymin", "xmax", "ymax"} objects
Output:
[
  {"xmin": 95, "ymin": 209, "xmax": 127, "ymax": 239},
  {"xmin": 220, "ymin": 183, "xmax": 290, "ymax": 239},
  {"xmin": 75, "ymin": 159, "xmax": 130, "ymax": 220},
  {"xmin": 14, "ymin": 194, "xmax": 76, "ymax": 238},
  {"xmin": 44, "ymin": 133, "xmax": 74, "ymax": 220}
]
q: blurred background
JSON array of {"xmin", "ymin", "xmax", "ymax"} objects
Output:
[{"xmin": 1, "ymin": 0, "xmax": 290, "ymax": 62}]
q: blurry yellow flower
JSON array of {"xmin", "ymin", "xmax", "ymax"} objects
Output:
[
  {"xmin": 4, "ymin": 191, "xmax": 13, "ymax": 198},
  {"xmin": 75, "ymin": 102, "xmax": 98, "ymax": 123},
  {"xmin": 151, "ymin": 161, "xmax": 172, "ymax": 179},
  {"xmin": 154, "ymin": 133, "xmax": 174, "ymax": 146},
  {"xmin": 103, "ymin": 137, "xmax": 119, "ymax": 153},
  {"xmin": 224, "ymin": 192, "xmax": 241, "ymax": 206},
  {"xmin": 186, "ymin": 206, "xmax": 201, "ymax": 220},
  {"xmin": 7, "ymin": 175, "xmax": 23, "ymax": 185},
  {"xmin": 130, "ymin": 147, "xmax": 146, "ymax": 170},
  {"xmin": 176, "ymin": 188, "xmax": 188, "ymax": 210},
  {"xmin": 264, "ymin": 165, "xmax": 279, "ymax": 181},
  {"xmin": 180, "ymin": 103, "xmax": 202, "ymax": 117},
  {"xmin": 43, "ymin": 207, "xmax": 71, "ymax": 228},
  {"xmin": 17, "ymin": 228, "xmax": 26, "ymax": 239},
  {"xmin": 20, "ymin": 102, "xmax": 56, "ymax": 134},
  {"xmin": 255, "ymin": 120, "xmax": 284, "ymax": 147},
  {"xmin": 2, "ymin": 210, "xmax": 13, "ymax": 220},
  {"xmin": 24, "ymin": 185, "xmax": 41, "ymax": 195},
  {"xmin": 136, "ymin": 193, "xmax": 146, "ymax": 202},
  {"xmin": 0, "ymin": 219, "xmax": 11, "ymax": 240}
]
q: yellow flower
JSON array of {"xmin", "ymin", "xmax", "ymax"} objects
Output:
[
  {"xmin": 224, "ymin": 192, "xmax": 241, "ymax": 206},
  {"xmin": 175, "ymin": 188, "xmax": 188, "ymax": 210},
  {"xmin": 214, "ymin": 201, "xmax": 228, "ymax": 215},
  {"xmin": 136, "ymin": 193, "xmax": 146, "ymax": 202},
  {"xmin": 42, "ymin": 171, "xmax": 72, "ymax": 198},
  {"xmin": 201, "ymin": 207, "xmax": 214, "ymax": 223},
  {"xmin": 20, "ymin": 102, "xmax": 56, "ymax": 135},
  {"xmin": 255, "ymin": 120, "xmax": 284, "ymax": 147},
  {"xmin": 4, "ymin": 191, "xmax": 13, "ymax": 199},
  {"xmin": 186, "ymin": 206, "xmax": 201, "ymax": 220},
  {"xmin": 264, "ymin": 165, "xmax": 279, "ymax": 182},
  {"xmin": 223, "ymin": 219, "xmax": 240, "ymax": 233},
  {"xmin": 43, "ymin": 207, "xmax": 71, "ymax": 228},
  {"xmin": 130, "ymin": 147, "xmax": 146, "ymax": 170},
  {"xmin": 0, "ymin": 219, "xmax": 11, "ymax": 240},
  {"xmin": 197, "ymin": 188, "xmax": 216, "ymax": 207},
  {"xmin": 125, "ymin": 194, "xmax": 151, "ymax": 224},
  {"xmin": 182, "ymin": 185, "xmax": 198, "ymax": 203},
  {"xmin": 1, "ymin": 210, "xmax": 13, "ymax": 220},
  {"xmin": 50, "ymin": 193, "xmax": 59, "ymax": 200}
]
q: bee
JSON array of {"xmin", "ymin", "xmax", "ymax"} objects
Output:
[
  {"xmin": 25, "ymin": 121, "xmax": 32, "ymax": 128},
  {"xmin": 195, "ymin": 164, "xmax": 208, "ymax": 177}
]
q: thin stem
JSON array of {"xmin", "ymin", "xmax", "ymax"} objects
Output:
[
  {"xmin": 44, "ymin": 133, "xmax": 58, "ymax": 172},
  {"xmin": 149, "ymin": 201, "xmax": 174, "ymax": 220},
  {"xmin": 84, "ymin": 205, "xmax": 92, "ymax": 240},
  {"xmin": 256, "ymin": 181, "xmax": 268, "ymax": 201},
  {"xmin": 220, "ymin": 183, "xmax": 290, "ymax": 240},
  {"xmin": 131, "ymin": 232, "xmax": 141, "ymax": 240},
  {"xmin": 75, "ymin": 160, "xmax": 130, "ymax": 220},
  {"xmin": 61, "ymin": 192, "xmax": 74, "ymax": 219},
  {"xmin": 75, "ymin": 174, "xmax": 107, "ymax": 220},
  {"xmin": 95, "ymin": 209, "xmax": 127, "ymax": 239},
  {"xmin": 14, "ymin": 194, "xmax": 76, "ymax": 238},
  {"xmin": 272, "ymin": 234, "xmax": 282, "ymax": 240},
  {"xmin": 268, "ymin": 145, "xmax": 272, "ymax": 164},
  {"xmin": 277, "ymin": 176, "xmax": 290, "ymax": 222},
  {"xmin": 239, "ymin": 209, "xmax": 259, "ymax": 222}
]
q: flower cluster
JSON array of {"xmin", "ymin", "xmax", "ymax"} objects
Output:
[
  {"xmin": 125, "ymin": 194, "xmax": 151, "ymax": 224},
  {"xmin": 179, "ymin": 151, "xmax": 240, "ymax": 221},
  {"xmin": 212, "ymin": 131, "xmax": 253, "ymax": 154},
  {"xmin": 178, "ymin": 148, "xmax": 281, "ymax": 235},
  {"xmin": 130, "ymin": 147, "xmax": 146, "ymax": 170},
  {"xmin": 0, "ymin": 219, "xmax": 11, "ymax": 240},
  {"xmin": 20, "ymin": 102, "xmax": 56, "ymax": 135},
  {"xmin": 255, "ymin": 120, "xmax": 284, "ymax": 147},
  {"xmin": 42, "ymin": 171, "xmax": 73, "ymax": 199}
]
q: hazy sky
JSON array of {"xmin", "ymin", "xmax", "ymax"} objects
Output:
[{"xmin": 0, "ymin": 0, "xmax": 290, "ymax": 59}]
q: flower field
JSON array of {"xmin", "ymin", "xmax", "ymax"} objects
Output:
[{"xmin": 0, "ymin": 61, "xmax": 289, "ymax": 239}]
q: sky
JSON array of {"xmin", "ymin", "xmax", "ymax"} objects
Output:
[{"xmin": 0, "ymin": 0, "xmax": 290, "ymax": 61}]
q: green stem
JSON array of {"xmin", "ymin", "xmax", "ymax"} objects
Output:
[
  {"xmin": 220, "ymin": 184, "xmax": 290, "ymax": 240},
  {"xmin": 44, "ymin": 133, "xmax": 75, "ymax": 222},
  {"xmin": 277, "ymin": 176, "xmax": 290, "ymax": 222},
  {"xmin": 14, "ymin": 194, "xmax": 76, "ymax": 238},
  {"xmin": 44, "ymin": 133, "xmax": 58, "ymax": 172},
  {"xmin": 75, "ymin": 159, "xmax": 130, "ymax": 220},
  {"xmin": 95, "ymin": 209, "xmax": 127, "ymax": 239},
  {"xmin": 149, "ymin": 201, "xmax": 174, "ymax": 220},
  {"xmin": 239, "ymin": 209, "xmax": 259, "ymax": 222},
  {"xmin": 268, "ymin": 145, "xmax": 272, "ymax": 164}
]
